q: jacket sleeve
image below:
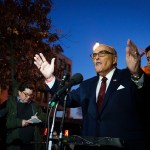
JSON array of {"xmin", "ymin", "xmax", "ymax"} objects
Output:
[{"xmin": 6, "ymin": 97, "xmax": 22, "ymax": 129}]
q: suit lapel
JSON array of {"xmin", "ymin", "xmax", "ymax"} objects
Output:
[
  {"xmin": 86, "ymin": 69, "xmax": 122, "ymax": 118},
  {"xmin": 87, "ymin": 76, "xmax": 99, "ymax": 119},
  {"xmin": 100, "ymin": 69, "xmax": 122, "ymax": 114}
]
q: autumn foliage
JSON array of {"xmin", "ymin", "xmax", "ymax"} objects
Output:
[{"xmin": 0, "ymin": 0, "xmax": 64, "ymax": 91}]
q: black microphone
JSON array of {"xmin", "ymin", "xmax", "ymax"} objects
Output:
[
  {"xmin": 49, "ymin": 73, "xmax": 83, "ymax": 107},
  {"xmin": 59, "ymin": 71, "xmax": 70, "ymax": 89}
]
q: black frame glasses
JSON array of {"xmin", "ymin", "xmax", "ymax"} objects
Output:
[
  {"xmin": 22, "ymin": 91, "xmax": 33, "ymax": 98},
  {"xmin": 90, "ymin": 50, "xmax": 115, "ymax": 59}
]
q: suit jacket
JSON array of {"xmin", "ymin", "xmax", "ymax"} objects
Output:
[{"xmin": 49, "ymin": 68, "xmax": 150, "ymax": 149}]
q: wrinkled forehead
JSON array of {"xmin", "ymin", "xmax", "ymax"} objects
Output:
[{"xmin": 93, "ymin": 42, "xmax": 116, "ymax": 53}]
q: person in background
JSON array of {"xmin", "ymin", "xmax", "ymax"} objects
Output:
[
  {"xmin": 6, "ymin": 81, "xmax": 46, "ymax": 150},
  {"xmin": 34, "ymin": 39, "xmax": 150, "ymax": 150},
  {"xmin": 0, "ymin": 84, "xmax": 9, "ymax": 150},
  {"xmin": 142, "ymin": 45, "xmax": 150, "ymax": 76}
]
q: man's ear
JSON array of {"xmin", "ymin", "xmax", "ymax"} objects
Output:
[{"xmin": 113, "ymin": 55, "xmax": 117, "ymax": 66}]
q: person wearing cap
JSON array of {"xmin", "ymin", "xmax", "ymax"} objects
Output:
[
  {"xmin": 142, "ymin": 45, "xmax": 150, "ymax": 76},
  {"xmin": 34, "ymin": 39, "xmax": 150, "ymax": 150}
]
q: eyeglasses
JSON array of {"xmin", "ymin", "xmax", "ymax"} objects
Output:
[
  {"xmin": 147, "ymin": 57, "xmax": 150, "ymax": 62},
  {"xmin": 90, "ymin": 50, "xmax": 115, "ymax": 59},
  {"xmin": 22, "ymin": 91, "xmax": 33, "ymax": 98}
]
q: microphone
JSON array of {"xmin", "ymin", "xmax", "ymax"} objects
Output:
[
  {"xmin": 49, "ymin": 73, "xmax": 83, "ymax": 107},
  {"xmin": 59, "ymin": 71, "xmax": 70, "ymax": 89}
]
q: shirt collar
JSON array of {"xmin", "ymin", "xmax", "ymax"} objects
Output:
[{"xmin": 99, "ymin": 68, "xmax": 116, "ymax": 81}]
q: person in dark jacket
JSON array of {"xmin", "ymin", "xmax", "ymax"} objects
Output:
[
  {"xmin": 6, "ymin": 81, "xmax": 47, "ymax": 150},
  {"xmin": 142, "ymin": 45, "xmax": 150, "ymax": 75},
  {"xmin": 34, "ymin": 39, "xmax": 150, "ymax": 150}
]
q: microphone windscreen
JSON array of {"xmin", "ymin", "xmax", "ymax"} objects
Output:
[{"xmin": 71, "ymin": 73, "xmax": 83, "ymax": 85}]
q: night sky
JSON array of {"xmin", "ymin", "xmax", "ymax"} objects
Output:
[{"xmin": 50, "ymin": 0, "xmax": 150, "ymax": 118}]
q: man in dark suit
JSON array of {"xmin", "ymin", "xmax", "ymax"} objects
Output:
[{"xmin": 34, "ymin": 39, "xmax": 150, "ymax": 150}]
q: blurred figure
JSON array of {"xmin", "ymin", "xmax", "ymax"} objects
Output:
[
  {"xmin": 6, "ymin": 81, "xmax": 47, "ymax": 150},
  {"xmin": 142, "ymin": 45, "xmax": 150, "ymax": 76},
  {"xmin": 0, "ymin": 83, "xmax": 9, "ymax": 150}
]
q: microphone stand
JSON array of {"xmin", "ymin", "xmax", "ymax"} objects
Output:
[
  {"xmin": 48, "ymin": 102, "xmax": 59, "ymax": 150},
  {"xmin": 57, "ymin": 90, "xmax": 69, "ymax": 150},
  {"xmin": 46, "ymin": 106, "xmax": 53, "ymax": 150}
]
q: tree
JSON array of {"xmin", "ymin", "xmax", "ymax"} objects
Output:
[{"xmin": 0, "ymin": 0, "xmax": 64, "ymax": 94}]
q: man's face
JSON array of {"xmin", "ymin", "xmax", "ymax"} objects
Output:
[
  {"xmin": 18, "ymin": 88, "xmax": 33, "ymax": 103},
  {"xmin": 91, "ymin": 44, "xmax": 117, "ymax": 76},
  {"xmin": 146, "ymin": 50, "xmax": 150, "ymax": 69}
]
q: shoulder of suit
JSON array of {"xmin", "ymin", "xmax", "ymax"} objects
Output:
[
  {"xmin": 81, "ymin": 76, "xmax": 99, "ymax": 84},
  {"xmin": 7, "ymin": 96, "xmax": 16, "ymax": 101}
]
